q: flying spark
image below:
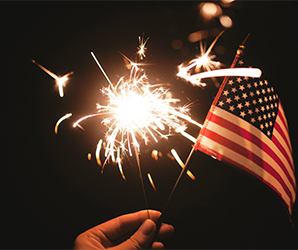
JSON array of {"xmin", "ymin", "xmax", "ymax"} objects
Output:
[
  {"xmin": 137, "ymin": 35, "xmax": 149, "ymax": 60},
  {"xmin": 54, "ymin": 113, "xmax": 72, "ymax": 134},
  {"xmin": 171, "ymin": 149, "xmax": 196, "ymax": 180},
  {"xmin": 32, "ymin": 60, "xmax": 73, "ymax": 97}
]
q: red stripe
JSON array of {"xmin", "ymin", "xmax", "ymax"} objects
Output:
[
  {"xmin": 206, "ymin": 112, "xmax": 296, "ymax": 191},
  {"xmin": 202, "ymin": 127, "xmax": 293, "ymax": 205}
]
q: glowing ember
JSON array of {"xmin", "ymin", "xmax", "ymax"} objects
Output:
[
  {"xmin": 147, "ymin": 173, "xmax": 157, "ymax": 192},
  {"xmin": 54, "ymin": 113, "xmax": 72, "ymax": 134},
  {"xmin": 32, "ymin": 60, "xmax": 73, "ymax": 97},
  {"xmin": 171, "ymin": 149, "xmax": 196, "ymax": 180}
]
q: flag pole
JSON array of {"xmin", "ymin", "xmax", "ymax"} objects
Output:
[{"xmin": 154, "ymin": 33, "xmax": 251, "ymax": 237}]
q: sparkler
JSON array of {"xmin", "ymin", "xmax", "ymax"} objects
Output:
[
  {"xmin": 71, "ymin": 44, "xmax": 203, "ymax": 216},
  {"xmin": 32, "ymin": 60, "xmax": 73, "ymax": 97},
  {"xmin": 177, "ymin": 31, "xmax": 261, "ymax": 86}
]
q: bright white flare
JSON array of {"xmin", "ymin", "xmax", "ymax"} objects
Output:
[{"xmin": 73, "ymin": 54, "xmax": 202, "ymax": 169}]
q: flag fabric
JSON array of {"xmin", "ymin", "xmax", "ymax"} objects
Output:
[{"xmin": 194, "ymin": 49, "xmax": 296, "ymax": 215}]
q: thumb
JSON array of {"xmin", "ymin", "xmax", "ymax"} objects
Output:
[{"xmin": 115, "ymin": 219, "xmax": 156, "ymax": 249}]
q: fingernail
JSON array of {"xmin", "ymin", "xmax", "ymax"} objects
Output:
[{"xmin": 140, "ymin": 219, "xmax": 155, "ymax": 235}]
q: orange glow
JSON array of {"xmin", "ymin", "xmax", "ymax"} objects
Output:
[
  {"xmin": 219, "ymin": 15, "xmax": 233, "ymax": 28},
  {"xmin": 147, "ymin": 173, "xmax": 157, "ymax": 192},
  {"xmin": 87, "ymin": 153, "xmax": 92, "ymax": 161}
]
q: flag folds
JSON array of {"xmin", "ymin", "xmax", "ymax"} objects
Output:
[{"xmin": 194, "ymin": 51, "xmax": 296, "ymax": 215}]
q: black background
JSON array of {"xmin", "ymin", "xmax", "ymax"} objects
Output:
[{"xmin": 3, "ymin": 1, "xmax": 298, "ymax": 249}]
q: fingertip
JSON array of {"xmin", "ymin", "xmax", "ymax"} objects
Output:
[{"xmin": 152, "ymin": 241, "xmax": 164, "ymax": 249}]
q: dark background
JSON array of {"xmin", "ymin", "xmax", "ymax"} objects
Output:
[{"xmin": 3, "ymin": 1, "xmax": 298, "ymax": 249}]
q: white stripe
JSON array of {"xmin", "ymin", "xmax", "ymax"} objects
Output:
[
  {"xmin": 199, "ymin": 135, "xmax": 292, "ymax": 214},
  {"xmin": 275, "ymin": 114, "xmax": 293, "ymax": 154},
  {"xmin": 206, "ymin": 119, "xmax": 296, "ymax": 201}
]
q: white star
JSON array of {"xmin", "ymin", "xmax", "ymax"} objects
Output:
[
  {"xmin": 251, "ymin": 117, "xmax": 256, "ymax": 123},
  {"xmin": 275, "ymin": 102, "xmax": 278, "ymax": 107},
  {"xmin": 264, "ymin": 97, "xmax": 268, "ymax": 102},
  {"xmin": 272, "ymin": 112, "xmax": 276, "ymax": 117},
  {"xmin": 269, "ymin": 121, "xmax": 273, "ymax": 126},
  {"xmin": 223, "ymin": 90, "xmax": 229, "ymax": 96},
  {"xmin": 244, "ymin": 76, "xmax": 249, "ymax": 81},
  {"xmin": 262, "ymin": 89, "xmax": 266, "ymax": 94},
  {"xmin": 240, "ymin": 111, "xmax": 246, "ymax": 117},
  {"xmin": 263, "ymin": 114, "xmax": 267, "ymax": 120},
  {"xmin": 218, "ymin": 101, "xmax": 224, "ymax": 107},
  {"xmin": 247, "ymin": 83, "xmax": 252, "ymax": 88},
  {"xmin": 226, "ymin": 97, "xmax": 232, "ymax": 104},
  {"xmin": 255, "ymin": 108, "xmax": 260, "ymax": 113},
  {"xmin": 242, "ymin": 93, "xmax": 248, "ymax": 99},
  {"xmin": 258, "ymin": 98, "xmax": 263, "ymax": 104},
  {"xmin": 237, "ymin": 77, "xmax": 242, "ymax": 83},
  {"xmin": 258, "ymin": 116, "xmax": 262, "ymax": 121},
  {"xmin": 248, "ymin": 109, "xmax": 253, "ymax": 115},
  {"xmin": 256, "ymin": 90, "xmax": 261, "ymax": 95},
  {"xmin": 267, "ymin": 88, "xmax": 271, "ymax": 93},
  {"xmin": 266, "ymin": 105, "xmax": 270, "ymax": 110},
  {"xmin": 231, "ymin": 87, "xmax": 237, "ymax": 93},
  {"xmin": 238, "ymin": 60, "xmax": 244, "ymax": 65},
  {"xmin": 244, "ymin": 101, "xmax": 250, "ymax": 107},
  {"xmin": 250, "ymin": 91, "xmax": 254, "ymax": 97},
  {"xmin": 268, "ymin": 113, "xmax": 271, "ymax": 119},
  {"xmin": 234, "ymin": 95, "xmax": 240, "ymax": 101},
  {"xmin": 237, "ymin": 103, "xmax": 243, "ymax": 109},
  {"xmin": 261, "ymin": 106, "xmax": 265, "ymax": 112},
  {"xmin": 259, "ymin": 81, "xmax": 264, "ymax": 86},
  {"xmin": 252, "ymin": 99, "xmax": 257, "ymax": 105},
  {"xmin": 254, "ymin": 82, "xmax": 258, "ymax": 87},
  {"xmin": 264, "ymin": 80, "xmax": 269, "ymax": 85},
  {"xmin": 239, "ymin": 85, "xmax": 245, "ymax": 91},
  {"xmin": 228, "ymin": 80, "xmax": 234, "ymax": 85},
  {"xmin": 229, "ymin": 105, "xmax": 235, "ymax": 112},
  {"xmin": 260, "ymin": 124, "xmax": 264, "ymax": 130},
  {"xmin": 267, "ymin": 130, "xmax": 271, "ymax": 136}
]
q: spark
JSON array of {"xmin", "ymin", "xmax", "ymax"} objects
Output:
[
  {"xmin": 177, "ymin": 31, "xmax": 262, "ymax": 86},
  {"xmin": 137, "ymin": 35, "xmax": 149, "ymax": 60},
  {"xmin": 73, "ymin": 53, "xmax": 203, "ymax": 174},
  {"xmin": 171, "ymin": 149, "xmax": 196, "ymax": 180},
  {"xmin": 32, "ymin": 59, "xmax": 73, "ymax": 97},
  {"xmin": 147, "ymin": 173, "xmax": 157, "ymax": 192},
  {"xmin": 54, "ymin": 113, "xmax": 72, "ymax": 134}
]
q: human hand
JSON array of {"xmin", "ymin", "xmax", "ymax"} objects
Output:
[{"xmin": 73, "ymin": 210, "xmax": 174, "ymax": 249}]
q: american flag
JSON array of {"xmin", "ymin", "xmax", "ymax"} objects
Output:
[{"xmin": 194, "ymin": 50, "xmax": 296, "ymax": 215}]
